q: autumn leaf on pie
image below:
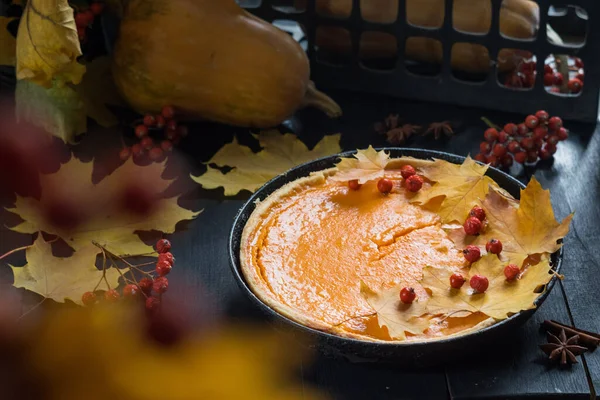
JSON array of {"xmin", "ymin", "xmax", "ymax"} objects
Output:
[
  {"xmin": 330, "ymin": 146, "xmax": 389, "ymax": 184},
  {"xmin": 7, "ymin": 157, "xmax": 200, "ymax": 255},
  {"xmin": 10, "ymin": 236, "xmax": 126, "ymax": 305},
  {"xmin": 16, "ymin": 0, "xmax": 85, "ymax": 86},
  {"xmin": 446, "ymin": 177, "xmax": 573, "ymax": 267},
  {"xmin": 411, "ymin": 156, "xmax": 500, "ymax": 223},
  {"xmin": 421, "ymin": 254, "xmax": 554, "ymax": 320},
  {"xmin": 360, "ymin": 282, "xmax": 428, "ymax": 339},
  {"xmin": 192, "ymin": 130, "xmax": 341, "ymax": 196},
  {"xmin": 0, "ymin": 16, "xmax": 17, "ymax": 67}
]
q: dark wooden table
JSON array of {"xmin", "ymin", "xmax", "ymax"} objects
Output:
[{"xmin": 1, "ymin": 89, "xmax": 599, "ymax": 399}]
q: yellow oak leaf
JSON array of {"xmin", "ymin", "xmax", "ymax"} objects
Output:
[
  {"xmin": 330, "ymin": 146, "xmax": 390, "ymax": 184},
  {"xmin": 446, "ymin": 177, "xmax": 573, "ymax": 267},
  {"xmin": 411, "ymin": 156, "xmax": 500, "ymax": 223},
  {"xmin": 421, "ymin": 254, "xmax": 554, "ymax": 320},
  {"xmin": 16, "ymin": 0, "xmax": 85, "ymax": 86},
  {"xmin": 192, "ymin": 130, "xmax": 341, "ymax": 196},
  {"xmin": 10, "ymin": 236, "xmax": 126, "ymax": 305},
  {"xmin": 360, "ymin": 282, "xmax": 428, "ymax": 340},
  {"xmin": 7, "ymin": 158, "xmax": 200, "ymax": 255},
  {"xmin": 0, "ymin": 16, "xmax": 17, "ymax": 66}
]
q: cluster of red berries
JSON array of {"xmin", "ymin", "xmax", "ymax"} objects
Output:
[
  {"xmin": 119, "ymin": 106, "xmax": 188, "ymax": 163},
  {"xmin": 475, "ymin": 111, "xmax": 568, "ymax": 168},
  {"xmin": 74, "ymin": 1, "xmax": 104, "ymax": 42},
  {"xmin": 350, "ymin": 165, "xmax": 424, "ymax": 194},
  {"xmin": 81, "ymin": 239, "xmax": 175, "ymax": 312},
  {"xmin": 543, "ymin": 57, "xmax": 584, "ymax": 95},
  {"xmin": 463, "ymin": 205, "xmax": 487, "ymax": 236}
]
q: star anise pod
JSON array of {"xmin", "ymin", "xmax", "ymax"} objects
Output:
[
  {"xmin": 424, "ymin": 121, "xmax": 454, "ymax": 140},
  {"xmin": 375, "ymin": 114, "xmax": 400, "ymax": 135},
  {"xmin": 540, "ymin": 329, "xmax": 587, "ymax": 365},
  {"xmin": 386, "ymin": 124, "xmax": 421, "ymax": 145}
]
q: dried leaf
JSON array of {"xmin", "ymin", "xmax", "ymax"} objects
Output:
[
  {"xmin": 446, "ymin": 177, "xmax": 573, "ymax": 267},
  {"xmin": 0, "ymin": 16, "xmax": 17, "ymax": 66},
  {"xmin": 330, "ymin": 146, "xmax": 389, "ymax": 184},
  {"xmin": 421, "ymin": 255, "xmax": 554, "ymax": 320},
  {"xmin": 360, "ymin": 282, "xmax": 428, "ymax": 340},
  {"xmin": 10, "ymin": 236, "xmax": 125, "ymax": 304},
  {"xmin": 16, "ymin": 0, "xmax": 85, "ymax": 86},
  {"xmin": 7, "ymin": 158, "xmax": 200, "ymax": 255},
  {"xmin": 192, "ymin": 130, "xmax": 341, "ymax": 196},
  {"xmin": 411, "ymin": 156, "xmax": 500, "ymax": 223}
]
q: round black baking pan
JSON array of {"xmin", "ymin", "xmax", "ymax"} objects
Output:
[{"xmin": 228, "ymin": 148, "xmax": 562, "ymax": 367}]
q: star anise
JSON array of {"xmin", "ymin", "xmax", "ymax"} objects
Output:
[
  {"xmin": 386, "ymin": 124, "xmax": 421, "ymax": 145},
  {"xmin": 374, "ymin": 114, "xmax": 400, "ymax": 135},
  {"xmin": 424, "ymin": 121, "xmax": 454, "ymax": 140},
  {"xmin": 540, "ymin": 329, "xmax": 587, "ymax": 365}
]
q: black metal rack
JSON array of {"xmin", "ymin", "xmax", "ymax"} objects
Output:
[{"xmin": 242, "ymin": 0, "xmax": 600, "ymax": 122}]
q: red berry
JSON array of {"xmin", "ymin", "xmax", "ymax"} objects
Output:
[
  {"xmin": 160, "ymin": 140, "xmax": 173, "ymax": 152},
  {"xmin": 505, "ymin": 73, "xmax": 523, "ymax": 88},
  {"xmin": 474, "ymin": 153, "xmax": 487, "ymax": 163},
  {"xmin": 75, "ymin": 10, "xmax": 94, "ymax": 27},
  {"xmin": 484, "ymin": 128, "xmax": 499, "ymax": 142},
  {"xmin": 123, "ymin": 284, "xmax": 140, "ymax": 298},
  {"xmin": 463, "ymin": 245, "xmax": 481, "ymax": 263},
  {"xmin": 143, "ymin": 114, "xmax": 156, "ymax": 127},
  {"xmin": 464, "ymin": 217, "xmax": 482, "ymax": 236},
  {"xmin": 539, "ymin": 147, "xmax": 552, "ymax": 160},
  {"xmin": 522, "ymin": 71, "xmax": 535, "ymax": 88},
  {"xmin": 526, "ymin": 150, "xmax": 539, "ymax": 163},
  {"xmin": 176, "ymin": 125, "xmax": 189, "ymax": 138},
  {"xmin": 470, "ymin": 274, "xmax": 489, "ymax": 293},
  {"xmin": 119, "ymin": 147, "xmax": 131, "ymax": 161},
  {"xmin": 503, "ymin": 123, "xmax": 518, "ymax": 136},
  {"xmin": 480, "ymin": 142, "xmax": 491, "ymax": 154},
  {"xmin": 547, "ymin": 135, "xmax": 559, "ymax": 146},
  {"xmin": 377, "ymin": 178, "xmax": 393, "ymax": 194},
  {"xmin": 568, "ymin": 78, "xmax": 583, "ymax": 94},
  {"xmin": 131, "ymin": 143, "xmax": 144, "ymax": 158},
  {"xmin": 90, "ymin": 2, "xmax": 104, "ymax": 15},
  {"xmin": 155, "ymin": 115, "xmax": 166, "ymax": 129},
  {"xmin": 546, "ymin": 143, "xmax": 557, "ymax": 154},
  {"xmin": 543, "ymin": 73, "xmax": 554, "ymax": 86},
  {"xmin": 501, "ymin": 155, "xmax": 513, "ymax": 168},
  {"xmin": 156, "ymin": 239, "xmax": 171, "ymax": 253},
  {"xmin": 533, "ymin": 138, "xmax": 544, "ymax": 149},
  {"xmin": 139, "ymin": 278, "xmax": 153, "ymax": 295},
  {"xmin": 532, "ymin": 126, "xmax": 548, "ymax": 140},
  {"xmin": 549, "ymin": 87, "xmax": 561, "ymax": 94},
  {"xmin": 135, "ymin": 125, "xmax": 148, "ymax": 138},
  {"xmin": 158, "ymin": 252, "xmax": 174, "ymax": 265},
  {"xmin": 492, "ymin": 143, "xmax": 507, "ymax": 157},
  {"xmin": 535, "ymin": 110, "xmax": 549, "ymax": 123},
  {"xmin": 166, "ymin": 120, "xmax": 177, "ymax": 131},
  {"xmin": 486, "ymin": 154, "xmax": 499, "ymax": 167},
  {"xmin": 149, "ymin": 147, "xmax": 164, "ymax": 162},
  {"xmin": 82, "ymin": 291, "xmax": 97, "ymax": 306},
  {"xmin": 485, "ymin": 239, "xmax": 503, "ymax": 254},
  {"xmin": 153, "ymin": 276, "xmax": 169, "ymax": 294},
  {"xmin": 104, "ymin": 289, "xmax": 120, "ymax": 303},
  {"xmin": 576, "ymin": 71, "xmax": 584, "ymax": 82},
  {"xmin": 405, "ymin": 175, "xmax": 424, "ymax": 193},
  {"xmin": 450, "ymin": 273, "xmax": 466, "ymax": 289},
  {"xmin": 497, "ymin": 130, "xmax": 509, "ymax": 144},
  {"xmin": 348, "ymin": 179, "xmax": 361, "ymax": 190},
  {"xmin": 400, "ymin": 165, "xmax": 416, "ymax": 179},
  {"xmin": 548, "ymin": 116, "xmax": 563, "ymax": 131},
  {"xmin": 399, "ymin": 287, "xmax": 416, "ymax": 304},
  {"xmin": 166, "ymin": 129, "xmax": 179, "ymax": 141},
  {"xmin": 507, "ymin": 140, "xmax": 520, "ymax": 154},
  {"xmin": 469, "ymin": 206, "xmax": 486, "ymax": 221},
  {"xmin": 156, "ymin": 260, "xmax": 172, "ymax": 276},
  {"xmin": 161, "ymin": 106, "xmax": 176, "ymax": 119},
  {"xmin": 504, "ymin": 264, "xmax": 520, "ymax": 281},
  {"xmin": 544, "ymin": 64, "xmax": 553, "ymax": 75},
  {"xmin": 520, "ymin": 137, "xmax": 534, "ymax": 150},
  {"xmin": 516, "ymin": 123, "xmax": 529, "ymax": 136},
  {"xmin": 553, "ymin": 72, "xmax": 563, "ymax": 86},
  {"xmin": 574, "ymin": 57, "xmax": 584, "ymax": 69},
  {"xmin": 146, "ymin": 296, "xmax": 161, "ymax": 312},
  {"xmin": 557, "ymin": 127, "xmax": 568, "ymax": 141},
  {"xmin": 140, "ymin": 136, "xmax": 154, "ymax": 150},
  {"xmin": 525, "ymin": 115, "xmax": 539, "ymax": 129},
  {"xmin": 514, "ymin": 151, "xmax": 527, "ymax": 164}
]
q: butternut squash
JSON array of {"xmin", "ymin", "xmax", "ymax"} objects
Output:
[
  {"xmin": 307, "ymin": 0, "xmax": 539, "ymax": 73},
  {"xmin": 112, "ymin": 0, "xmax": 341, "ymax": 128}
]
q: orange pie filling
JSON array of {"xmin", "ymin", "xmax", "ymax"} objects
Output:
[{"xmin": 241, "ymin": 172, "xmax": 491, "ymax": 342}]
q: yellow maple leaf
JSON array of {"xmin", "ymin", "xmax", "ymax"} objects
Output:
[
  {"xmin": 10, "ymin": 236, "xmax": 125, "ymax": 304},
  {"xmin": 16, "ymin": 0, "xmax": 85, "ymax": 86},
  {"xmin": 330, "ymin": 146, "xmax": 389, "ymax": 184},
  {"xmin": 192, "ymin": 130, "xmax": 341, "ymax": 196},
  {"xmin": 360, "ymin": 282, "xmax": 428, "ymax": 340},
  {"xmin": 0, "ymin": 16, "xmax": 17, "ymax": 66},
  {"xmin": 7, "ymin": 158, "xmax": 200, "ymax": 255},
  {"xmin": 446, "ymin": 177, "xmax": 573, "ymax": 267},
  {"xmin": 411, "ymin": 156, "xmax": 500, "ymax": 223}
]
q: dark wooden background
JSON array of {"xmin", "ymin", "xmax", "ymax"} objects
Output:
[{"xmin": 0, "ymin": 87, "xmax": 599, "ymax": 399}]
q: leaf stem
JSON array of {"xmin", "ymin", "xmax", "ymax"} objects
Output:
[
  {"xmin": 481, "ymin": 117, "xmax": 502, "ymax": 131},
  {"xmin": 0, "ymin": 245, "xmax": 31, "ymax": 262}
]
